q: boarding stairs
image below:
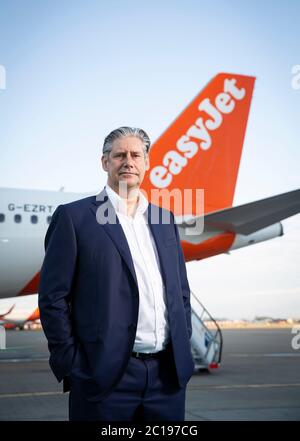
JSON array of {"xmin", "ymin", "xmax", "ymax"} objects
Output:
[{"xmin": 190, "ymin": 291, "xmax": 223, "ymax": 371}]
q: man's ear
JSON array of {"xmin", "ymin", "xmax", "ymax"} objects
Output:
[{"xmin": 101, "ymin": 154, "xmax": 108, "ymax": 172}]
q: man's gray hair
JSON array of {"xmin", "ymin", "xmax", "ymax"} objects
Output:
[{"xmin": 102, "ymin": 126, "xmax": 151, "ymax": 155}]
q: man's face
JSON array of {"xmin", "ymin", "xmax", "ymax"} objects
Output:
[{"xmin": 101, "ymin": 136, "xmax": 150, "ymax": 194}]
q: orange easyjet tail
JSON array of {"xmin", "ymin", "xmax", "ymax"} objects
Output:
[{"xmin": 142, "ymin": 73, "xmax": 255, "ymax": 215}]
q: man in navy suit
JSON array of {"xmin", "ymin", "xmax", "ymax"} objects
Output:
[{"xmin": 38, "ymin": 127, "xmax": 195, "ymax": 421}]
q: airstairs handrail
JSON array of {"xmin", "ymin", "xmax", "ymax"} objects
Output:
[{"xmin": 190, "ymin": 290, "xmax": 223, "ymax": 368}]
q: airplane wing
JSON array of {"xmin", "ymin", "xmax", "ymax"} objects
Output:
[{"xmin": 179, "ymin": 189, "xmax": 300, "ymax": 235}]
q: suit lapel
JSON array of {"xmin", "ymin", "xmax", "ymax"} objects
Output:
[
  {"xmin": 90, "ymin": 190, "xmax": 172, "ymax": 292},
  {"xmin": 90, "ymin": 189, "xmax": 138, "ymax": 288}
]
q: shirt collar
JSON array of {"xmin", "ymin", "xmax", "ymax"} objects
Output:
[{"xmin": 105, "ymin": 184, "xmax": 149, "ymax": 217}]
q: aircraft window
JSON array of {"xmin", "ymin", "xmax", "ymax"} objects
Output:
[
  {"xmin": 14, "ymin": 214, "xmax": 22, "ymax": 223},
  {"xmin": 0, "ymin": 213, "xmax": 5, "ymax": 222},
  {"xmin": 47, "ymin": 215, "xmax": 52, "ymax": 224},
  {"xmin": 31, "ymin": 215, "xmax": 38, "ymax": 224}
]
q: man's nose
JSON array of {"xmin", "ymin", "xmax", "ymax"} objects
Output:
[{"xmin": 123, "ymin": 153, "xmax": 134, "ymax": 167}]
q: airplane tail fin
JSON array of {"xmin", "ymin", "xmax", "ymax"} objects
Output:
[{"xmin": 142, "ymin": 73, "xmax": 255, "ymax": 216}]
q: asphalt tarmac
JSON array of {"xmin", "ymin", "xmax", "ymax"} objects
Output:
[{"xmin": 0, "ymin": 328, "xmax": 299, "ymax": 421}]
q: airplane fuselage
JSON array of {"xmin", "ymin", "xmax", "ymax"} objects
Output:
[
  {"xmin": 0, "ymin": 187, "xmax": 285, "ymax": 300},
  {"xmin": 0, "ymin": 187, "xmax": 92, "ymax": 298}
]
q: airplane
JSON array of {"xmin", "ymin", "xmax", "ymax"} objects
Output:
[
  {"xmin": 0, "ymin": 72, "xmax": 299, "ymax": 328},
  {"xmin": 0, "ymin": 294, "xmax": 39, "ymax": 328}
]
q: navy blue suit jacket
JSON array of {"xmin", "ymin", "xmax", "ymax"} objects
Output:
[{"xmin": 38, "ymin": 189, "xmax": 194, "ymax": 401}]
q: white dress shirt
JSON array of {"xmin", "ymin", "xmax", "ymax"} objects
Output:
[{"xmin": 105, "ymin": 184, "xmax": 170, "ymax": 353}]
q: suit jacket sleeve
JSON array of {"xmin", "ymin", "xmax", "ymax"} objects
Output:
[
  {"xmin": 172, "ymin": 212, "xmax": 193, "ymax": 340},
  {"xmin": 38, "ymin": 204, "xmax": 77, "ymax": 383}
]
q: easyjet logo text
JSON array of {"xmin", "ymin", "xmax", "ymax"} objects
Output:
[{"xmin": 150, "ymin": 78, "xmax": 246, "ymax": 188}]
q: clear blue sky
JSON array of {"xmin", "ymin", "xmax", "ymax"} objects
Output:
[{"xmin": 0, "ymin": 0, "xmax": 299, "ymax": 318}]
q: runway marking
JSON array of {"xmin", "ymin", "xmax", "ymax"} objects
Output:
[
  {"xmin": 0, "ymin": 391, "xmax": 63, "ymax": 399},
  {"xmin": 229, "ymin": 353, "xmax": 300, "ymax": 357},
  {"xmin": 189, "ymin": 383, "xmax": 300, "ymax": 390},
  {"xmin": 186, "ymin": 405, "xmax": 300, "ymax": 419},
  {"xmin": 0, "ymin": 357, "xmax": 48, "ymax": 363},
  {"xmin": 1, "ymin": 383, "xmax": 300, "ymax": 399},
  {"xmin": 0, "ymin": 346, "xmax": 35, "ymax": 350}
]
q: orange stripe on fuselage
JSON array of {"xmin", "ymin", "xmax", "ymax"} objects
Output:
[
  {"xmin": 18, "ymin": 272, "xmax": 40, "ymax": 296},
  {"xmin": 27, "ymin": 307, "xmax": 40, "ymax": 321}
]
